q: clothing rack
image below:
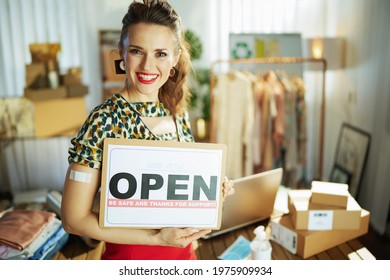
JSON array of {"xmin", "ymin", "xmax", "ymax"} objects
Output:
[{"xmin": 209, "ymin": 57, "xmax": 327, "ymax": 180}]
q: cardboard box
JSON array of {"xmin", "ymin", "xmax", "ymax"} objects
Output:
[
  {"xmin": 63, "ymin": 67, "xmax": 82, "ymax": 86},
  {"xmin": 67, "ymin": 85, "xmax": 88, "ymax": 97},
  {"xmin": 25, "ymin": 63, "xmax": 48, "ymax": 88},
  {"xmin": 32, "ymin": 97, "xmax": 87, "ymax": 138},
  {"xmin": 271, "ymin": 209, "xmax": 370, "ymax": 259},
  {"xmin": 24, "ymin": 87, "xmax": 67, "ymax": 102},
  {"xmin": 311, "ymin": 181, "xmax": 349, "ymax": 208},
  {"xmin": 63, "ymin": 74, "xmax": 80, "ymax": 86},
  {"xmin": 288, "ymin": 190, "xmax": 361, "ymax": 230},
  {"xmin": 102, "ymin": 48, "xmax": 126, "ymax": 81}
]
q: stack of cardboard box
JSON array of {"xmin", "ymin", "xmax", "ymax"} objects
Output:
[
  {"xmin": 270, "ymin": 181, "xmax": 370, "ymax": 259},
  {"xmin": 23, "ymin": 43, "xmax": 88, "ymax": 138}
]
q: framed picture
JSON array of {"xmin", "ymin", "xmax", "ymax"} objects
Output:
[
  {"xmin": 329, "ymin": 165, "xmax": 351, "ymax": 185},
  {"xmin": 333, "ymin": 123, "xmax": 371, "ymax": 199}
]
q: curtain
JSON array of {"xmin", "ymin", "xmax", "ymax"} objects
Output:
[
  {"xmin": 0, "ymin": 0, "xmax": 101, "ymax": 192},
  {"xmin": 1, "ymin": 137, "xmax": 71, "ymax": 192}
]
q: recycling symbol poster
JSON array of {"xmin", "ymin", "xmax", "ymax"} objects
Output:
[{"xmin": 229, "ymin": 33, "xmax": 303, "ymax": 77}]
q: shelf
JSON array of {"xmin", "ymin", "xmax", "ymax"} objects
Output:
[{"xmin": 99, "ymin": 30, "xmax": 125, "ymax": 101}]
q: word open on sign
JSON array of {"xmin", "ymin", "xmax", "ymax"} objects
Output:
[{"xmin": 99, "ymin": 139, "xmax": 227, "ymax": 229}]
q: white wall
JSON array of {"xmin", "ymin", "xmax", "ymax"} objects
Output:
[{"xmin": 322, "ymin": 0, "xmax": 390, "ymax": 234}]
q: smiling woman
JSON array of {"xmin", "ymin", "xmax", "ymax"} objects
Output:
[
  {"xmin": 122, "ymin": 23, "xmax": 179, "ymax": 101},
  {"xmin": 116, "ymin": 0, "xmax": 192, "ymax": 116},
  {"xmin": 60, "ymin": 0, "xmax": 233, "ymax": 261}
]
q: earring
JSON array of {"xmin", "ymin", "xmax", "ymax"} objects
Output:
[
  {"xmin": 169, "ymin": 67, "xmax": 179, "ymax": 82},
  {"xmin": 120, "ymin": 60, "xmax": 125, "ymax": 71},
  {"xmin": 114, "ymin": 59, "xmax": 126, "ymax": 74}
]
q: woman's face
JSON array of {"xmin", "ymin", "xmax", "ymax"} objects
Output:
[{"xmin": 123, "ymin": 23, "xmax": 179, "ymax": 102}]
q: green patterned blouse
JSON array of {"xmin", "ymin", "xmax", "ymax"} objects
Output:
[{"xmin": 68, "ymin": 93, "xmax": 194, "ymax": 169}]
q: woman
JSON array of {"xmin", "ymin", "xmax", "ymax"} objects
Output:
[{"xmin": 61, "ymin": 0, "xmax": 234, "ymax": 260}]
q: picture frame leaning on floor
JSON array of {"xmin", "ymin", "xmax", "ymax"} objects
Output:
[{"xmin": 332, "ymin": 123, "xmax": 371, "ymax": 199}]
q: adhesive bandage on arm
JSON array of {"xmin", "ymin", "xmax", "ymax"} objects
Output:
[{"xmin": 69, "ymin": 170, "xmax": 92, "ymax": 183}]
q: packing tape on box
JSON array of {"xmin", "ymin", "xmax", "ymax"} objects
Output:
[{"xmin": 69, "ymin": 170, "xmax": 92, "ymax": 183}]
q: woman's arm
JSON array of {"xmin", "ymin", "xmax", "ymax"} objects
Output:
[{"xmin": 61, "ymin": 162, "xmax": 210, "ymax": 248}]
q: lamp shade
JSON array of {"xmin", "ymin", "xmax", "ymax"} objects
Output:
[{"xmin": 303, "ymin": 37, "xmax": 345, "ymax": 70}]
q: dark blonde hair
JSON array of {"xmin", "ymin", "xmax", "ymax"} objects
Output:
[{"xmin": 118, "ymin": 0, "xmax": 192, "ymax": 115}]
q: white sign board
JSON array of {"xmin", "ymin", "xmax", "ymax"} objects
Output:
[{"xmin": 99, "ymin": 138, "xmax": 227, "ymax": 229}]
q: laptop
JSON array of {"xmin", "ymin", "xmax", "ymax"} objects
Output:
[{"xmin": 203, "ymin": 168, "xmax": 283, "ymax": 239}]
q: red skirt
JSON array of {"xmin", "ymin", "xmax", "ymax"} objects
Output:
[{"xmin": 101, "ymin": 242, "xmax": 197, "ymax": 260}]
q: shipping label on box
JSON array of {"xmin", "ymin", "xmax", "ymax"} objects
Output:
[
  {"xmin": 307, "ymin": 210, "xmax": 333, "ymax": 230},
  {"xmin": 271, "ymin": 219, "xmax": 298, "ymax": 254},
  {"xmin": 99, "ymin": 138, "xmax": 227, "ymax": 229}
]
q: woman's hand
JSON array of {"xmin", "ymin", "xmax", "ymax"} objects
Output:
[
  {"xmin": 222, "ymin": 176, "xmax": 235, "ymax": 201},
  {"xmin": 156, "ymin": 228, "xmax": 211, "ymax": 248},
  {"xmin": 149, "ymin": 177, "xmax": 235, "ymax": 248}
]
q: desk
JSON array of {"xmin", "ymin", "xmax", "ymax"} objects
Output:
[
  {"xmin": 51, "ymin": 186, "xmax": 376, "ymax": 260},
  {"xmin": 195, "ymin": 219, "xmax": 376, "ymax": 260}
]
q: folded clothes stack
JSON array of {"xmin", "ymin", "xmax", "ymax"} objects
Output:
[{"xmin": 0, "ymin": 209, "xmax": 69, "ymax": 260}]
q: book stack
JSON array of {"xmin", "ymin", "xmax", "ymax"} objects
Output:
[{"xmin": 270, "ymin": 181, "xmax": 370, "ymax": 259}]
